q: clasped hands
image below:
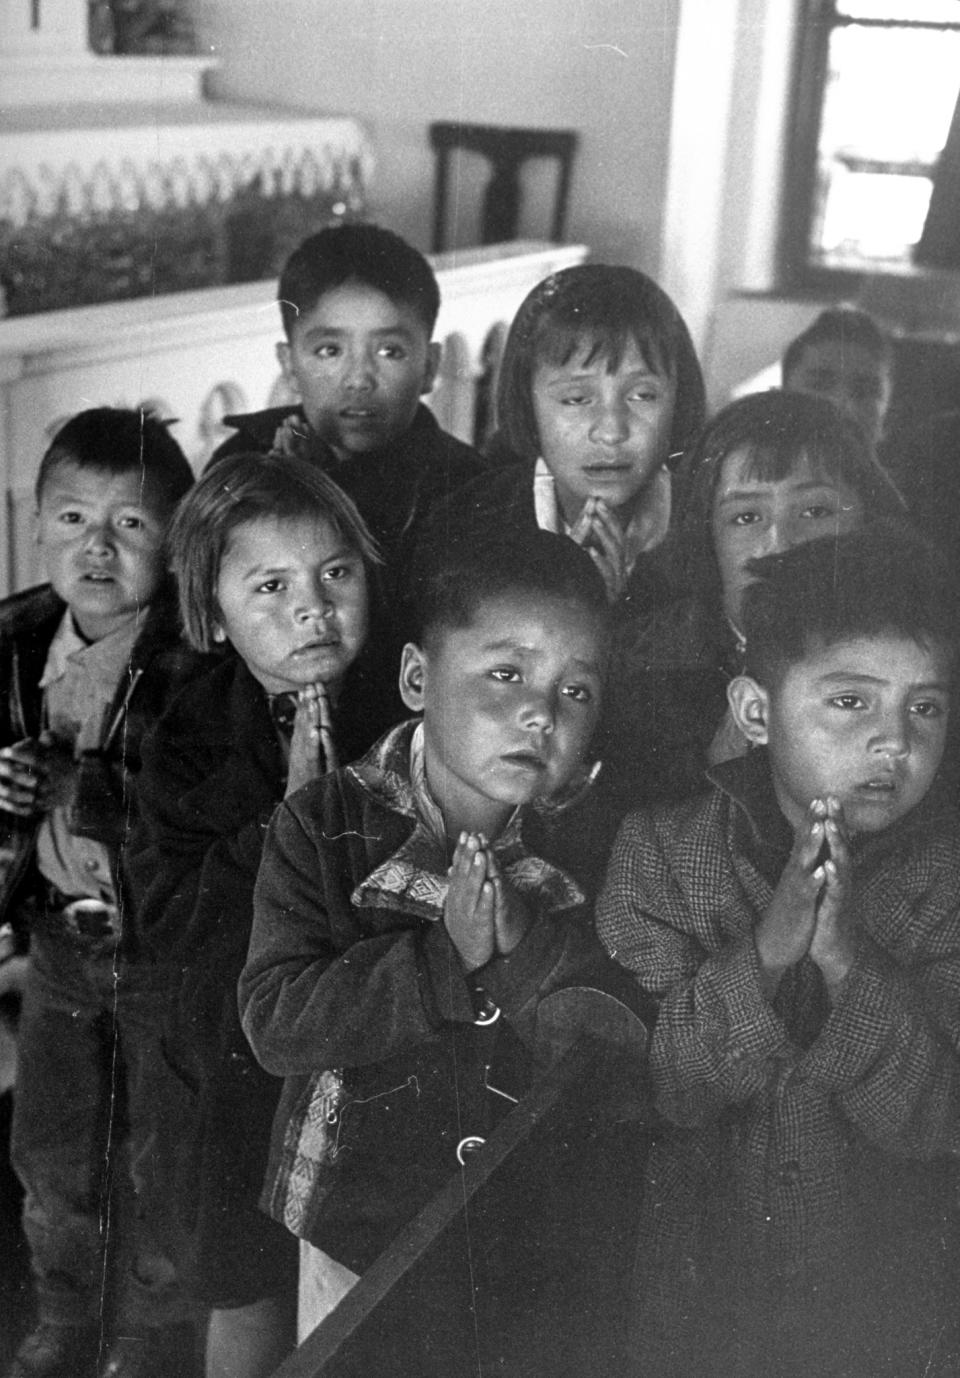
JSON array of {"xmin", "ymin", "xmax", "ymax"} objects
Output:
[
  {"xmin": 284, "ymin": 682, "xmax": 338, "ymax": 798},
  {"xmin": 444, "ymin": 832, "xmax": 532, "ymax": 972},
  {"xmin": 755, "ymin": 796, "xmax": 857, "ymax": 998}
]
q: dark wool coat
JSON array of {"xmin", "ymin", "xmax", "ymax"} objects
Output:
[
  {"xmin": 240, "ymin": 719, "xmax": 631, "ymax": 1274},
  {"xmin": 598, "ymin": 749, "xmax": 960, "ymax": 1378},
  {"xmin": 124, "ymin": 653, "xmax": 399, "ymax": 1305},
  {"xmin": 0, "ymin": 583, "xmax": 207, "ymax": 955}
]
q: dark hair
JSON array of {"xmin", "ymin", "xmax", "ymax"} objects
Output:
[
  {"xmin": 277, "ymin": 223, "xmax": 440, "ymax": 339},
  {"xmin": 782, "ymin": 306, "xmax": 894, "ymax": 383},
  {"xmin": 494, "ymin": 264, "xmax": 706, "ymax": 465},
  {"xmin": 672, "ymin": 389, "xmax": 906, "ymax": 608},
  {"xmin": 36, "ymin": 407, "xmax": 194, "ymax": 513},
  {"xmin": 168, "ymin": 452, "xmax": 382, "ymax": 652},
  {"xmin": 411, "ymin": 530, "xmax": 612, "ymax": 654},
  {"xmin": 883, "ymin": 409, "xmax": 960, "ymax": 580},
  {"xmin": 742, "ymin": 523, "xmax": 958, "ymax": 687}
]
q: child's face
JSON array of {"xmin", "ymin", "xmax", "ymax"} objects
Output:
[
  {"xmin": 213, "ymin": 514, "xmax": 368, "ymax": 695},
  {"xmin": 277, "ymin": 283, "xmax": 440, "ymax": 462},
  {"xmin": 712, "ymin": 449, "xmax": 863, "ymax": 627},
  {"xmin": 760, "ymin": 636, "xmax": 949, "ymax": 836},
  {"xmin": 531, "ymin": 341, "xmax": 677, "ymax": 526},
  {"xmin": 36, "ymin": 462, "xmax": 168, "ymax": 641},
  {"xmin": 399, "ymin": 592, "xmax": 604, "ymax": 841},
  {"xmin": 786, "ymin": 339, "xmax": 891, "ymax": 447}
]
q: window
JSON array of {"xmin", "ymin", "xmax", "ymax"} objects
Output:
[{"xmin": 783, "ymin": 0, "xmax": 960, "ymax": 288}]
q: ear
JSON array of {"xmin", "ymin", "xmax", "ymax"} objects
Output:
[
  {"xmin": 399, "ymin": 642, "xmax": 428, "ymax": 712},
  {"xmin": 276, "ymin": 340, "xmax": 301, "ymax": 400},
  {"xmin": 420, "ymin": 341, "xmax": 442, "ymax": 396},
  {"xmin": 727, "ymin": 675, "xmax": 770, "ymax": 747}
]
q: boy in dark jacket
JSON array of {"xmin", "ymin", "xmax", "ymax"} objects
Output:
[
  {"xmin": 0, "ymin": 410, "xmax": 203, "ymax": 1378},
  {"xmin": 599, "ymin": 525, "xmax": 960, "ymax": 1378},
  {"xmin": 208, "ymin": 222, "xmax": 485, "ymax": 600},
  {"xmin": 240, "ymin": 533, "xmax": 634, "ymax": 1369}
]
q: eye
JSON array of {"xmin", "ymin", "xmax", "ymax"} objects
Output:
[
  {"xmin": 558, "ymin": 392, "xmax": 592, "ymax": 407},
  {"xmin": 57, "ymin": 510, "xmax": 83, "ymax": 525},
  {"xmin": 489, "ymin": 667, "xmax": 521, "ymax": 683},
  {"xmin": 117, "ymin": 514, "xmax": 145, "ymax": 530},
  {"xmin": 730, "ymin": 510, "xmax": 762, "ymax": 527},
  {"xmin": 800, "ymin": 503, "xmax": 837, "ymax": 521},
  {"xmin": 377, "ymin": 343, "xmax": 406, "ymax": 360},
  {"xmin": 312, "ymin": 343, "xmax": 339, "ymax": 360},
  {"xmin": 561, "ymin": 682, "xmax": 594, "ymax": 704},
  {"xmin": 911, "ymin": 699, "xmax": 944, "ymax": 719},
  {"xmin": 627, "ymin": 386, "xmax": 661, "ymax": 404},
  {"xmin": 255, "ymin": 579, "xmax": 285, "ymax": 594},
  {"xmin": 323, "ymin": 562, "xmax": 354, "ymax": 582},
  {"xmin": 829, "ymin": 694, "xmax": 865, "ymax": 710}
]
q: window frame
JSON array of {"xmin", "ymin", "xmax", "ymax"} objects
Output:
[{"xmin": 780, "ymin": 0, "xmax": 960, "ymax": 294}]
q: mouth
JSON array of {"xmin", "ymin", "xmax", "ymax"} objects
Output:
[
  {"xmin": 852, "ymin": 776, "xmax": 900, "ymax": 799},
  {"xmin": 500, "ymin": 750, "xmax": 548, "ymax": 773},
  {"xmin": 80, "ymin": 571, "xmax": 115, "ymax": 584},
  {"xmin": 582, "ymin": 464, "xmax": 632, "ymax": 479},
  {"xmin": 339, "ymin": 408, "xmax": 380, "ymax": 422},
  {"xmin": 292, "ymin": 637, "xmax": 340, "ymax": 656}
]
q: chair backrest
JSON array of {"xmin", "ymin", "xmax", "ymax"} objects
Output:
[{"xmin": 429, "ymin": 122, "xmax": 578, "ymax": 252}]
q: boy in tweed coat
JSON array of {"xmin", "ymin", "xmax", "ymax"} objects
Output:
[{"xmin": 598, "ymin": 525, "xmax": 960, "ymax": 1378}]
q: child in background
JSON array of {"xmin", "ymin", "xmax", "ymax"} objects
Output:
[
  {"xmin": 418, "ymin": 263, "xmax": 706, "ymax": 816},
  {"xmin": 781, "ymin": 305, "xmax": 894, "ymax": 450},
  {"xmin": 599, "ymin": 526, "xmax": 960, "ymax": 1378},
  {"xmin": 209, "ymin": 222, "xmax": 485, "ymax": 597},
  {"xmin": 240, "ymin": 533, "xmax": 632, "ymax": 1372},
  {"xmin": 124, "ymin": 455, "xmax": 397, "ymax": 1378},
  {"xmin": 662, "ymin": 388, "xmax": 906, "ymax": 781},
  {"xmin": 0, "ymin": 409, "xmax": 200, "ymax": 1378}
]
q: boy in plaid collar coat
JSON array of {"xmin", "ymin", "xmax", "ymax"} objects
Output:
[{"xmin": 599, "ymin": 526, "xmax": 960, "ymax": 1378}]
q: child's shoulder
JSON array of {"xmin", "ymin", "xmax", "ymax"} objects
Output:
[
  {"xmin": 0, "ymin": 583, "xmax": 63, "ymax": 642},
  {"xmin": 206, "ymin": 404, "xmax": 302, "ymax": 468},
  {"xmin": 616, "ymin": 785, "xmax": 729, "ymax": 863}
]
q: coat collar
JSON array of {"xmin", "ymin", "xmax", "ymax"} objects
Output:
[{"xmin": 346, "ymin": 720, "xmax": 587, "ymax": 923}]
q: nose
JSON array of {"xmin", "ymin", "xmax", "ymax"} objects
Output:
[
  {"xmin": 295, "ymin": 576, "xmax": 333, "ymax": 623},
  {"xmin": 83, "ymin": 521, "xmax": 114, "ymax": 558},
  {"xmin": 343, "ymin": 346, "xmax": 376, "ymax": 393},
  {"xmin": 520, "ymin": 688, "xmax": 556, "ymax": 734},
  {"xmin": 590, "ymin": 397, "xmax": 630, "ymax": 446},
  {"xmin": 870, "ymin": 708, "xmax": 910, "ymax": 759}
]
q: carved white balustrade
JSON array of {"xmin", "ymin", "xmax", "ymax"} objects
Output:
[{"xmin": 0, "ymin": 239, "xmax": 586, "ymax": 595}]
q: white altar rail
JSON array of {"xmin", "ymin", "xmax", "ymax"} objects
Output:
[{"xmin": 0, "ymin": 239, "xmax": 586, "ymax": 597}]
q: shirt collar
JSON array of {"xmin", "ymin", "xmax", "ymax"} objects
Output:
[
  {"xmin": 39, "ymin": 609, "xmax": 141, "ymax": 692},
  {"xmin": 531, "ymin": 458, "xmax": 672, "ymax": 571}
]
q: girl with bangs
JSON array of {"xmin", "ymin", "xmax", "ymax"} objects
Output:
[{"xmin": 659, "ymin": 388, "xmax": 908, "ymax": 774}]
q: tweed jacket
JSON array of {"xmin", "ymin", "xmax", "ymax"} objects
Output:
[
  {"xmin": 0, "ymin": 583, "xmax": 206, "ymax": 954},
  {"xmin": 241, "ymin": 719, "xmax": 625, "ymax": 1271},
  {"xmin": 597, "ymin": 749, "xmax": 960, "ymax": 1375}
]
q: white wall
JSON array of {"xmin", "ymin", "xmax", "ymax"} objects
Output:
[{"xmin": 194, "ymin": 0, "xmax": 681, "ymax": 277}]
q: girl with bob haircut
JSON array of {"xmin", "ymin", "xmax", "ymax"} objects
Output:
[
  {"xmin": 126, "ymin": 453, "xmax": 399, "ymax": 1378},
  {"xmin": 658, "ymin": 388, "xmax": 908, "ymax": 778}
]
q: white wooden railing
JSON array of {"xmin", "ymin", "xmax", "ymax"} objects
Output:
[{"xmin": 0, "ymin": 239, "xmax": 586, "ymax": 596}]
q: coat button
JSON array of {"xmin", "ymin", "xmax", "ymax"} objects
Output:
[{"xmin": 456, "ymin": 1136, "xmax": 486, "ymax": 1165}]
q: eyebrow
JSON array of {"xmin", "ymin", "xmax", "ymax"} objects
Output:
[
  {"xmin": 480, "ymin": 639, "xmax": 601, "ymax": 671},
  {"xmin": 816, "ymin": 671, "xmax": 950, "ymax": 693},
  {"xmin": 716, "ymin": 481, "xmax": 844, "ymax": 504},
  {"xmin": 542, "ymin": 367, "xmax": 663, "ymax": 385},
  {"xmin": 300, "ymin": 324, "xmax": 414, "ymax": 342},
  {"xmin": 239, "ymin": 545, "xmax": 354, "ymax": 581}
]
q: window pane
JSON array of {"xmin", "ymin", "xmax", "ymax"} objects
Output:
[
  {"xmin": 810, "ymin": 24, "xmax": 960, "ymax": 268},
  {"xmin": 838, "ymin": 1, "xmax": 960, "ymax": 22}
]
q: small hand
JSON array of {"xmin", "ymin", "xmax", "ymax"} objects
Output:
[
  {"xmin": 808, "ymin": 798, "xmax": 855, "ymax": 992},
  {"xmin": 0, "ymin": 738, "xmax": 48, "ymax": 818},
  {"xmin": 755, "ymin": 797, "xmax": 830, "ymax": 996},
  {"xmin": 284, "ymin": 684, "xmax": 336, "ymax": 798},
  {"xmin": 444, "ymin": 832, "xmax": 496, "ymax": 972},
  {"xmin": 486, "ymin": 849, "xmax": 532, "ymax": 955},
  {"xmin": 570, "ymin": 498, "xmax": 628, "ymax": 602}
]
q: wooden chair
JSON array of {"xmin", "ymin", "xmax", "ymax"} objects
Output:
[{"xmin": 429, "ymin": 122, "xmax": 578, "ymax": 252}]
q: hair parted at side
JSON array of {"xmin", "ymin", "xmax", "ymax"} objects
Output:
[
  {"xmin": 782, "ymin": 306, "xmax": 893, "ymax": 382},
  {"xmin": 494, "ymin": 263, "xmax": 706, "ymax": 465},
  {"xmin": 741, "ymin": 522, "xmax": 958, "ymax": 688},
  {"xmin": 410, "ymin": 529, "xmax": 612, "ymax": 652},
  {"xmin": 277, "ymin": 223, "xmax": 441, "ymax": 339},
  {"xmin": 673, "ymin": 389, "xmax": 906, "ymax": 606},
  {"xmin": 168, "ymin": 452, "xmax": 382, "ymax": 653},
  {"xmin": 35, "ymin": 406, "xmax": 194, "ymax": 512}
]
